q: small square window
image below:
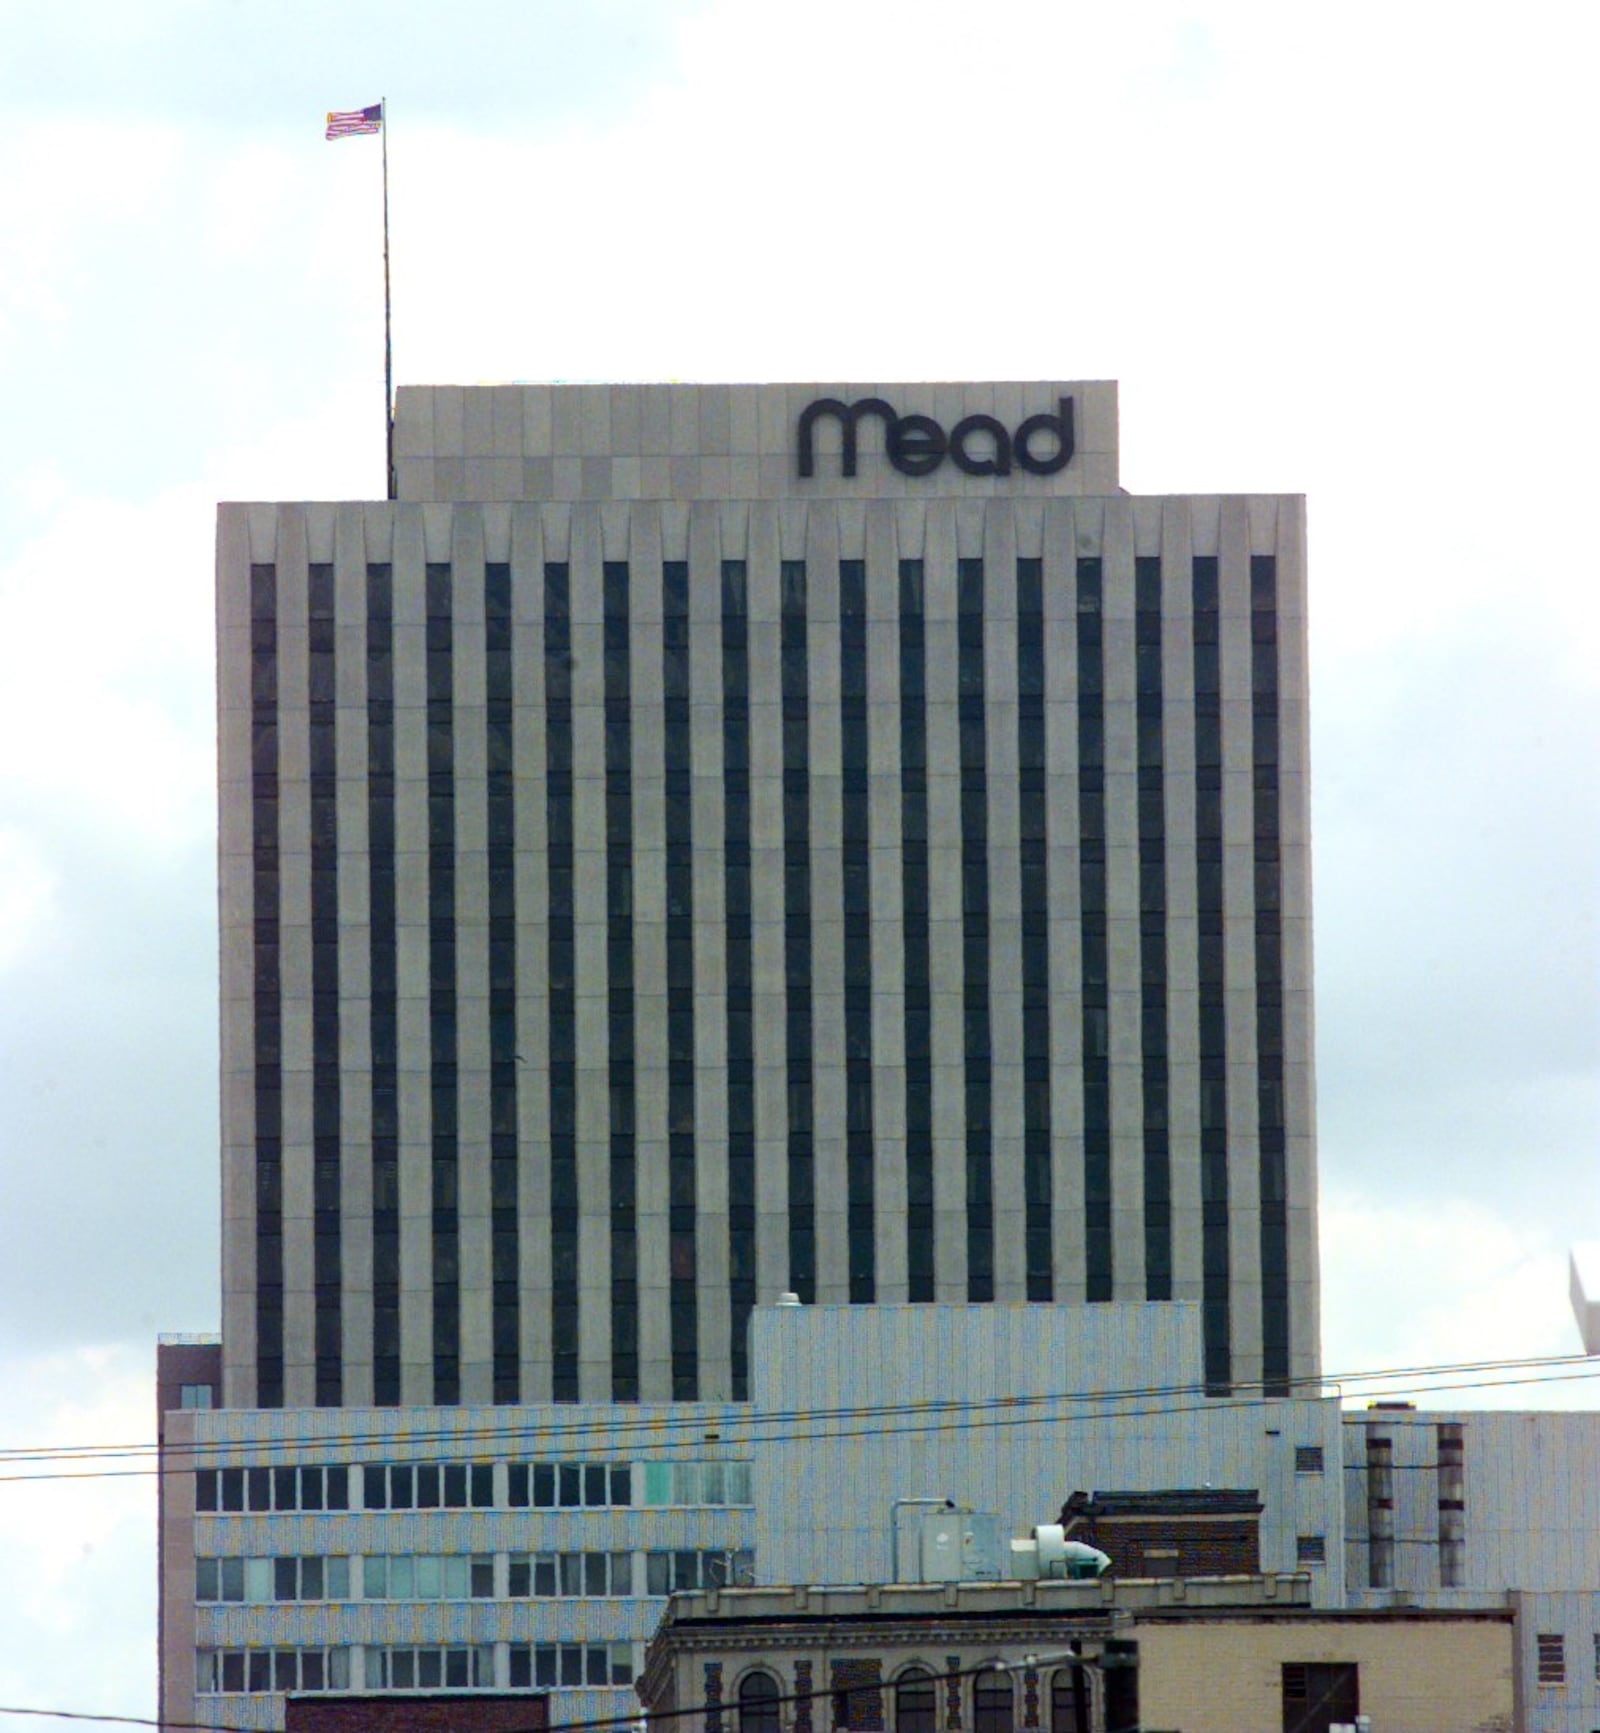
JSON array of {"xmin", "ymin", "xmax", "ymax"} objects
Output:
[
  {"xmin": 1296, "ymin": 1534, "xmax": 1327, "ymax": 1564},
  {"xmin": 1294, "ymin": 1445, "xmax": 1324, "ymax": 1474}
]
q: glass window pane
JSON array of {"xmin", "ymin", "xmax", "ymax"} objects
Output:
[
  {"xmin": 417, "ymin": 1556, "xmax": 442, "ymax": 1598},
  {"xmin": 244, "ymin": 1558, "xmax": 273, "ymax": 1603}
]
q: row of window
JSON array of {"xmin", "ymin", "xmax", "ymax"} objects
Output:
[
  {"xmin": 197, "ymin": 1642, "xmax": 636, "ymax": 1696},
  {"xmin": 196, "ymin": 1547, "xmax": 754, "ymax": 1603},
  {"xmin": 1534, "ymin": 1631, "xmax": 1600, "ymax": 1688},
  {"xmin": 734, "ymin": 1663, "xmax": 1106, "ymax": 1733},
  {"xmin": 194, "ymin": 1457, "xmax": 751, "ymax": 1513}
]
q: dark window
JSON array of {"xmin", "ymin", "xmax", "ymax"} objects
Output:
[
  {"xmin": 1282, "ymin": 1663, "xmax": 1358, "ymax": 1733},
  {"xmin": 1017, "ymin": 558, "xmax": 1052, "ymax": 1300},
  {"xmin": 545, "ymin": 564, "xmax": 579, "ymax": 1401},
  {"xmin": 740, "ymin": 1672, "xmax": 782, "ymax": 1733},
  {"xmin": 1077, "ymin": 558, "xmax": 1111, "ymax": 1302},
  {"xmin": 723, "ymin": 566, "xmax": 755, "ymax": 1390},
  {"xmin": 250, "ymin": 561, "xmax": 282, "ymax": 1407},
  {"xmin": 781, "ymin": 561, "xmax": 814, "ymax": 1302},
  {"xmin": 896, "ymin": 1670, "xmax": 937, "ymax": 1733},
  {"xmin": 1536, "ymin": 1634, "xmax": 1565, "ymax": 1687},
  {"xmin": 1050, "ymin": 1670, "xmax": 1090, "ymax": 1733},
  {"xmin": 899, "ymin": 561, "xmax": 935, "ymax": 1301},
  {"xmin": 958, "ymin": 559, "xmax": 994, "ymax": 1301},
  {"xmin": 973, "ymin": 1672, "xmax": 1013, "ymax": 1733}
]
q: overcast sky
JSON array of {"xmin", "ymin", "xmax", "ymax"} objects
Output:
[{"xmin": 1, "ymin": 0, "xmax": 1597, "ymax": 1723}]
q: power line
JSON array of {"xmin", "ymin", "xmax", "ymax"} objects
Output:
[
  {"xmin": 1, "ymin": 1355, "xmax": 1597, "ymax": 1487},
  {"xmin": 13, "ymin": 1345, "xmax": 1591, "ymax": 1466},
  {"xmin": 0, "ymin": 1651, "xmax": 1111, "ymax": 1733},
  {"xmin": 2, "ymin": 1348, "xmax": 1591, "ymax": 1460}
]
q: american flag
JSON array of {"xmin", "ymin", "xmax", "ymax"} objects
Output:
[{"xmin": 325, "ymin": 104, "xmax": 382, "ymax": 140}]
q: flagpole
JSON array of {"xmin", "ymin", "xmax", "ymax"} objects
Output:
[{"xmin": 382, "ymin": 96, "xmax": 394, "ymax": 499}]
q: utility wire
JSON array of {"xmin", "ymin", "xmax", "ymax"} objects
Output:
[
  {"xmin": 13, "ymin": 1347, "xmax": 1595, "ymax": 1458},
  {"xmin": 0, "ymin": 1650, "xmax": 1115, "ymax": 1733},
  {"xmin": 0, "ymin": 1350, "xmax": 1592, "ymax": 1478},
  {"xmin": 2, "ymin": 1361, "xmax": 1599, "ymax": 1488}
]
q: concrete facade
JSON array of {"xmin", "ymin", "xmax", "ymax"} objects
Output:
[
  {"xmin": 164, "ymin": 379, "xmax": 1323, "ymax": 1732},
  {"xmin": 747, "ymin": 1303, "xmax": 1346, "ymax": 1608},
  {"xmin": 1131, "ymin": 1611, "xmax": 1514, "ymax": 1733},
  {"xmin": 218, "ymin": 380, "xmax": 1318, "ymax": 1412},
  {"xmin": 1342, "ymin": 1405, "xmax": 1600, "ymax": 1733},
  {"xmin": 638, "ymin": 1583, "xmax": 1515, "ymax": 1733}
]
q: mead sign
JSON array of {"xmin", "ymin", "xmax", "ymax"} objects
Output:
[{"xmin": 797, "ymin": 395, "xmax": 1075, "ymax": 480}]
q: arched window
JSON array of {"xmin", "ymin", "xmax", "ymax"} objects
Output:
[
  {"xmin": 973, "ymin": 1671, "xmax": 1013, "ymax": 1733},
  {"xmin": 895, "ymin": 1668, "xmax": 937, "ymax": 1733},
  {"xmin": 1050, "ymin": 1668, "xmax": 1089, "ymax": 1733},
  {"xmin": 740, "ymin": 1671, "xmax": 782, "ymax": 1733}
]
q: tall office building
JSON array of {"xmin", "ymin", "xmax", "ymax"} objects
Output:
[
  {"xmin": 217, "ymin": 379, "xmax": 1317, "ymax": 1406},
  {"xmin": 163, "ymin": 380, "xmax": 1318, "ymax": 1731}
]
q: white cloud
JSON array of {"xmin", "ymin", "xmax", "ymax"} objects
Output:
[
  {"xmin": 0, "ymin": 830, "xmax": 57, "ymax": 974},
  {"xmin": 0, "ymin": 485, "xmax": 214, "ymax": 850},
  {"xmin": 1320, "ymin": 1188, "xmax": 1599, "ymax": 1410},
  {"xmin": 0, "ymin": 1344, "xmax": 155, "ymax": 1720}
]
